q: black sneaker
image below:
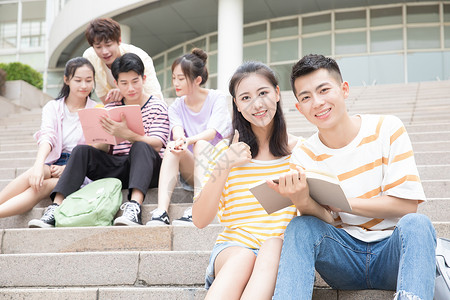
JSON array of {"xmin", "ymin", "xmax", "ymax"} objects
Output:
[
  {"xmin": 113, "ymin": 200, "xmax": 142, "ymax": 226},
  {"xmin": 172, "ymin": 207, "xmax": 194, "ymax": 226},
  {"xmin": 28, "ymin": 203, "xmax": 59, "ymax": 228},
  {"xmin": 146, "ymin": 208, "xmax": 170, "ymax": 226}
]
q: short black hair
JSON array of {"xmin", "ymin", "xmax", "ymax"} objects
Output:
[
  {"xmin": 290, "ymin": 54, "xmax": 343, "ymax": 96},
  {"xmin": 111, "ymin": 53, "xmax": 144, "ymax": 81}
]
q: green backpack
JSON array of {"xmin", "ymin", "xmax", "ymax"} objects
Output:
[{"xmin": 54, "ymin": 178, "xmax": 123, "ymax": 227}]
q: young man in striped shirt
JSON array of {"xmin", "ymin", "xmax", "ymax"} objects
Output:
[
  {"xmin": 30, "ymin": 53, "xmax": 169, "ymax": 228},
  {"xmin": 272, "ymin": 54, "xmax": 436, "ymax": 299}
]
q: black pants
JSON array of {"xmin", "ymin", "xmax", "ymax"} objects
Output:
[{"xmin": 51, "ymin": 141, "xmax": 161, "ymax": 201}]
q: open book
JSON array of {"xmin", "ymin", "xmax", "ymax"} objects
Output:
[
  {"xmin": 78, "ymin": 105, "xmax": 145, "ymax": 145},
  {"xmin": 249, "ymin": 169, "xmax": 351, "ymax": 214}
]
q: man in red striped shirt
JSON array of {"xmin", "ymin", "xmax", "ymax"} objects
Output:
[{"xmin": 30, "ymin": 53, "xmax": 169, "ymax": 228}]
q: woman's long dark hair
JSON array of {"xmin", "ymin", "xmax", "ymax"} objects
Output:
[
  {"xmin": 57, "ymin": 57, "xmax": 95, "ymax": 100},
  {"xmin": 229, "ymin": 61, "xmax": 289, "ymax": 158}
]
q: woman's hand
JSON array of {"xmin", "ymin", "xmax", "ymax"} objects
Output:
[
  {"xmin": 50, "ymin": 165, "xmax": 65, "ymax": 178},
  {"xmin": 29, "ymin": 163, "xmax": 45, "ymax": 191},
  {"xmin": 221, "ymin": 130, "xmax": 252, "ymax": 169}
]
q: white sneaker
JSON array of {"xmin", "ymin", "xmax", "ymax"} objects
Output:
[
  {"xmin": 172, "ymin": 207, "xmax": 194, "ymax": 226},
  {"xmin": 146, "ymin": 208, "xmax": 170, "ymax": 226}
]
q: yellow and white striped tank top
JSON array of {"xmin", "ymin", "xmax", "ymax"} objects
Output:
[{"xmin": 216, "ymin": 155, "xmax": 297, "ymax": 249}]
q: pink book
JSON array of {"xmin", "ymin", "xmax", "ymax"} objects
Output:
[{"xmin": 78, "ymin": 105, "xmax": 145, "ymax": 145}]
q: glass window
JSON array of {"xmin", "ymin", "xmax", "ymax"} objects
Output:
[
  {"xmin": 20, "ymin": 52, "xmax": 45, "ymax": 71},
  {"xmin": 21, "ymin": 37, "xmax": 31, "ymax": 48},
  {"xmin": 368, "ymin": 54, "xmax": 404, "ymax": 85},
  {"xmin": 302, "ymin": 13, "xmax": 331, "ymax": 34},
  {"xmin": 156, "ymin": 73, "xmax": 165, "ymax": 90},
  {"xmin": 443, "ymin": 51, "xmax": 450, "ymax": 80},
  {"xmin": 270, "ymin": 64, "xmax": 292, "ymax": 91},
  {"xmin": 164, "ymin": 69, "xmax": 172, "ymax": 90},
  {"xmin": 335, "ymin": 31, "xmax": 367, "ymax": 55},
  {"xmin": 1, "ymin": 22, "xmax": 17, "ymax": 48},
  {"xmin": 47, "ymin": 71, "xmax": 64, "ymax": 85},
  {"xmin": 209, "ymin": 35, "xmax": 217, "ymax": 52},
  {"xmin": 336, "ymin": 56, "xmax": 370, "ymax": 86},
  {"xmin": 445, "ymin": 26, "xmax": 450, "ymax": 48},
  {"xmin": 244, "ymin": 43, "xmax": 267, "ymax": 62},
  {"xmin": 407, "ymin": 52, "xmax": 443, "ymax": 82},
  {"xmin": 0, "ymin": 2, "xmax": 18, "ymax": 49},
  {"xmin": 187, "ymin": 38, "xmax": 206, "ymax": 51},
  {"xmin": 407, "ymin": 27, "xmax": 440, "ymax": 49},
  {"xmin": 270, "ymin": 19, "xmax": 298, "ymax": 39},
  {"xmin": 167, "ymin": 47, "xmax": 183, "ymax": 65},
  {"xmin": 208, "ymin": 76, "xmax": 217, "ymax": 90},
  {"xmin": 0, "ymin": 55, "xmax": 17, "ymax": 64},
  {"xmin": 370, "ymin": 29, "xmax": 403, "ymax": 52},
  {"xmin": 153, "ymin": 56, "xmax": 164, "ymax": 74},
  {"xmin": 335, "ymin": 10, "xmax": 366, "ymax": 30},
  {"xmin": 209, "ymin": 53, "xmax": 217, "ymax": 74},
  {"xmin": 302, "ymin": 34, "xmax": 331, "ymax": 56},
  {"xmin": 21, "ymin": 1, "xmax": 45, "ymax": 49},
  {"xmin": 0, "ymin": 3, "xmax": 18, "ymax": 23},
  {"xmin": 445, "ymin": 4, "xmax": 450, "ymax": 22},
  {"xmin": 46, "ymin": 87, "xmax": 61, "ymax": 99},
  {"xmin": 370, "ymin": 7, "xmax": 402, "ymax": 27},
  {"xmin": 244, "ymin": 23, "xmax": 267, "ymax": 43},
  {"xmin": 407, "ymin": 5, "xmax": 439, "ymax": 24},
  {"xmin": 270, "ymin": 39, "xmax": 298, "ymax": 62}
]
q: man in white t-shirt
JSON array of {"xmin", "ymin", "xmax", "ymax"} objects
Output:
[
  {"xmin": 270, "ymin": 54, "xmax": 436, "ymax": 300},
  {"xmin": 83, "ymin": 18, "xmax": 163, "ymax": 104}
]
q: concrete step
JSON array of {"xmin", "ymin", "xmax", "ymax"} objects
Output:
[
  {"xmin": 413, "ymin": 141, "xmax": 450, "ymax": 152},
  {"xmin": 414, "ymin": 151, "xmax": 450, "ymax": 165},
  {"xmin": 0, "ymin": 224, "xmax": 222, "ymax": 254},
  {"xmin": 0, "ymin": 157, "xmax": 36, "ymax": 168},
  {"xmin": 418, "ymin": 199, "xmax": 450, "ymax": 222},
  {"xmin": 409, "ymin": 132, "xmax": 450, "ymax": 143},
  {"xmin": 1, "ymin": 219, "xmax": 448, "ymax": 255},
  {"xmin": 0, "ymin": 250, "xmax": 210, "ymax": 287},
  {"xmin": 0, "ymin": 287, "xmax": 206, "ymax": 300},
  {"xmin": 422, "ymin": 180, "xmax": 450, "ymax": 198},
  {"xmin": 0, "ymin": 142, "xmax": 36, "ymax": 151},
  {"xmin": 0, "ymin": 245, "xmax": 445, "ymax": 296},
  {"xmin": 0, "ymin": 200, "xmax": 197, "ymax": 228},
  {"xmin": 0, "ymin": 149, "xmax": 36, "ymax": 159},
  {"xmin": 0, "ymin": 286, "xmax": 396, "ymax": 300},
  {"xmin": 417, "ymin": 165, "xmax": 450, "ymax": 181},
  {"xmin": 0, "ymin": 135, "xmax": 35, "ymax": 143}
]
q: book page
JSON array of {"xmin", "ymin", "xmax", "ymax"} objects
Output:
[
  {"xmin": 78, "ymin": 105, "xmax": 145, "ymax": 145},
  {"xmin": 250, "ymin": 173, "xmax": 351, "ymax": 214},
  {"xmin": 78, "ymin": 108, "xmax": 116, "ymax": 144}
]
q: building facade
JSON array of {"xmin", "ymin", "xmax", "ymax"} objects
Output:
[{"xmin": 1, "ymin": 0, "xmax": 449, "ymax": 98}]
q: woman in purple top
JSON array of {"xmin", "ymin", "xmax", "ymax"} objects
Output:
[
  {"xmin": 147, "ymin": 48, "xmax": 231, "ymax": 226},
  {"xmin": 0, "ymin": 57, "xmax": 97, "ymax": 219}
]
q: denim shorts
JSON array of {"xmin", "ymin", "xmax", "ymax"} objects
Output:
[
  {"xmin": 46, "ymin": 152, "xmax": 70, "ymax": 166},
  {"xmin": 205, "ymin": 242, "xmax": 259, "ymax": 289}
]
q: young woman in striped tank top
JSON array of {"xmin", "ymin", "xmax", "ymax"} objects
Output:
[{"xmin": 192, "ymin": 62, "xmax": 298, "ymax": 299}]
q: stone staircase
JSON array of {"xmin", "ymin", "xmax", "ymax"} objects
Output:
[{"xmin": 0, "ymin": 80, "xmax": 449, "ymax": 299}]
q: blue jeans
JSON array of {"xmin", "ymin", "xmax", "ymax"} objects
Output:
[{"xmin": 273, "ymin": 214, "xmax": 436, "ymax": 300}]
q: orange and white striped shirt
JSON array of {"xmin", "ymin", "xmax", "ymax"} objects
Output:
[
  {"xmin": 291, "ymin": 114, "xmax": 426, "ymax": 242},
  {"xmin": 209, "ymin": 149, "xmax": 297, "ymax": 249}
]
